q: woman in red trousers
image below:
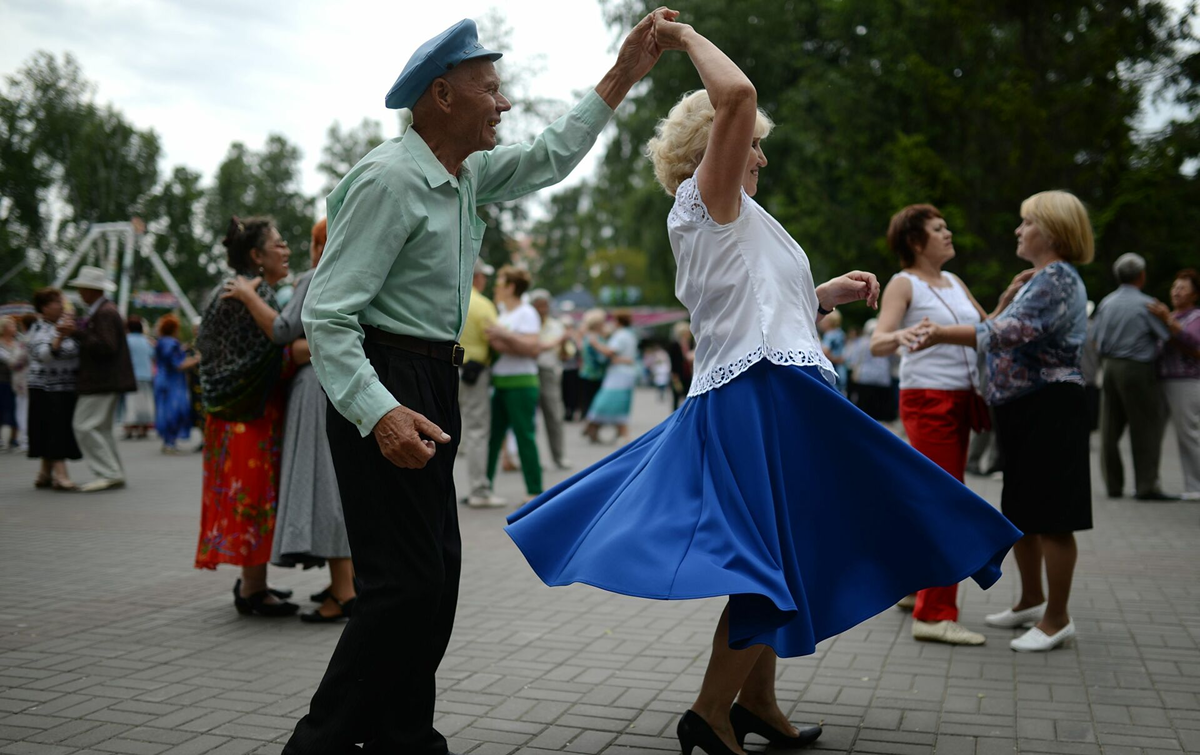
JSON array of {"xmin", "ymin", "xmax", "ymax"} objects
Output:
[{"xmin": 871, "ymin": 204, "xmax": 1017, "ymax": 646}]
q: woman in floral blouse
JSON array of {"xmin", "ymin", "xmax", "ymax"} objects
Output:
[
  {"xmin": 1150, "ymin": 269, "xmax": 1200, "ymax": 500},
  {"xmin": 915, "ymin": 190, "xmax": 1094, "ymax": 653}
]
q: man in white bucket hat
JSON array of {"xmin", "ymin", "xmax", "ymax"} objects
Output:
[{"xmin": 61, "ymin": 265, "xmax": 134, "ymax": 492}]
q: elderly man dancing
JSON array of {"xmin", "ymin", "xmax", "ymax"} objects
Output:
[{"xmin": 284, "ymin": 12, "xmax": 671, "ymax": 755}]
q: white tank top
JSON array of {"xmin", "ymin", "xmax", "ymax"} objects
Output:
[
  {"xmin": 897, "ymin": 271, "xmax": 981, "ymax": 391},
  {"xmin": 668, "ymin": 177, "xmax": 836, "ymax": 396}
]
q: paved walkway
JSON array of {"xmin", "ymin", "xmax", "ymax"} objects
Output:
[{"xmin": 1, "ymin": 389, "xmax": 1198, "ymax": 755}]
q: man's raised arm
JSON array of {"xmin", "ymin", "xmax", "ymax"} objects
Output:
[{"xmin": 472, "ymin": 7, "xmax": 678, "ymax": 205}]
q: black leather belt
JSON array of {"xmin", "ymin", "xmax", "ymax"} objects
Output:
[{"xmin": 363, "ymin": 326, "xmax": 465, "ymax": 366}]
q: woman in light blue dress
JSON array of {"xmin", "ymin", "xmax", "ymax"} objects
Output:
[
  {"xmin": 584, "ymin": 311, "xmax": 639, "ymax": 444},
  {"xmin": 507, "ymin": 15, "xmax": 1021, "ymax": 755}
]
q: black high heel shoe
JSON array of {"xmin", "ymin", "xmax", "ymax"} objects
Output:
[
  {"xmin": 677, "ymin": 710, "xmax": 739, "ymax": 755},
  {"xmin": 300, "ymin": 596, "xmax": 356, "ymax": 623},
  {"xmin": 729, "ymin": 702, "xmax": 822, "ymax": 748},
  {"xmin": 232, "ymin": 579, "xmax": 300, "ymax": 617}
]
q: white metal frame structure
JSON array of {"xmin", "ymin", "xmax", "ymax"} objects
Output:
[{"xmin": 52, "ymin": 221, "xmax": 200, "ymax": 323}]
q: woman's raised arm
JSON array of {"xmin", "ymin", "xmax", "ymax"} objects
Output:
[{"xmin": 656, "ymin": 17, "xmax": 758, "ymax": 224}]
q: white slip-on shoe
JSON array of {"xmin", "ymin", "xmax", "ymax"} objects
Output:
[
  {"xmin": 912, "ymin": 620, "xmax": 986, "ymax": 646},
  {"xmin": 895, "ymin": 594, "xmax": 917, "ymax": 611},
  {"xmin": 1010, "ymin": 621, "xmax": 1075, "ymax": 652},
  {"xmin": 466, "ymin": 493, "xmax": 508, "ymax": 508},
  {"xmin": 79, "ymin": 478, "xmax": 126, "ymax": 493},
  {"xmin": 985, "ymin": 603, "xmax": 1046, "ymax": 628}
]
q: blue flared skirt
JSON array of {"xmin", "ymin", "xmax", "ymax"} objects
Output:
[{"xmin": 506, "ymin": 361, "xmax": 1022, "ymax": 658}]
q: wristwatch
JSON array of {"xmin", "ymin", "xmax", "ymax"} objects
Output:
[{"xmin": 817, "ymin": 302, "xmax": 834, "ymax": 316}]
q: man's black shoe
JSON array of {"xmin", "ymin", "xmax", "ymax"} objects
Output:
[{"xmin": 1134, "ymin": 491, "xmax": 1180, "ymax": 501}]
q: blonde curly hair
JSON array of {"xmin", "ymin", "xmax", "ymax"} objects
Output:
[{"xmin": 645, "ymin": 90, "xmax": 775, "ymax": 196}]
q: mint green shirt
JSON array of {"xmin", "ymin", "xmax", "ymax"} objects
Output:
[{"xmin": 303, "ymin": 91, "xmax": 613, "ymax": 436}]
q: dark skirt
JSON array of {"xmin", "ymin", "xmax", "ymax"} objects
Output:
[
  {"xmin": 27, "ymin": 388, "xmax": 82, "ymax": 461},
  {"xmin": 0, "ymin": 382, "xmax": 15, "ymax": 427},
  {"xmin": 995, "ymin": 383, "xmax": 1093, "ymax": 534}
]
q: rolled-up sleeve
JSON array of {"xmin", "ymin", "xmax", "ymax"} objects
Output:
[
  {"xmin": 303, "ymin": 179, "xmax": 410, "ymax": 436},
  {"xmin": 471, "ymin": 90, "xmax": 614, "ymax": 205}
]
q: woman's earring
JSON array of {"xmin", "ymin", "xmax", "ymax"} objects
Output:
[{"xmin": 258, "ymin": 265, "xmax": 264, "ymax": 275}]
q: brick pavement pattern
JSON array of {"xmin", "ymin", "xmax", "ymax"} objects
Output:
[{"xmin": 2, "ymin": 388, "xmax": 1198, "ymax": 755}]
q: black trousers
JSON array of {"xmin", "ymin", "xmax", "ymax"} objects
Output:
[{"xmin": 284, "ymin": 341, "xmax": 462, "ymax": 755}]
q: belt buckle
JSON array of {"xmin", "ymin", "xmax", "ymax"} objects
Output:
[{"xmin": 451, "ymin": 344, "xmax": 465, "ymax": 367}]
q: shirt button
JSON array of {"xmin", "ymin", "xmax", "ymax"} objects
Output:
[{"xmin": 356, "ymin": 419, "xmax": 362, "ymax": 425}]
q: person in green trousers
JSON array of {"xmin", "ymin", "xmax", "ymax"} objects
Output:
[{"xmin": 487, "ymin": 265, "xmax": 544, "ymax": 500}]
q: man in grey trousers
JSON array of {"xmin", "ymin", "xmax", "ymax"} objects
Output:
[
  {"xmin": 530, "ymin": 289, "xmax": 571, "ymax": 471},
  {"xmin": 1091, "ymin": 253, "xmax": 1174, "ymax": 500},
  {"xmin": 63, "ymin": 266, "xmax": 135, "ymax": 492},
  {"xmin": 460, "ymin": 260, "xmax": 506, "ymax": 507}
]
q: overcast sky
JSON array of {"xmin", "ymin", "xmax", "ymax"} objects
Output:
[{"xmin": 0, "ymin": 0, "xmax": 620, "ymax": 201}]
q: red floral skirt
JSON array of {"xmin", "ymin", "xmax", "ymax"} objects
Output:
[{"xmin": 195, "ymin": 391, "xmax": 286, "ymax": 569}]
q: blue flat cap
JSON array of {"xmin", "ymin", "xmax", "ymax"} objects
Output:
[{"xmin": 385, "ymin": 19, "xmax": 503, "ymax": 110}]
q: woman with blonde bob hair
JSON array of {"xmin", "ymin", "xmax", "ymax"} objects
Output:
[
  {"xmin": 915, "ymin": 190, "xmax": 1095, "ymax": 654},
  {"xmin": 507, "ymin": 11, "xmax": 1020, "ymax": 755}
]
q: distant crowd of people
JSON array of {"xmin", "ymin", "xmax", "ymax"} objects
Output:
[
  {"xmin": 2, "ymin": 270, "xmax": 202, "ymax": 492},
  {"xmin": 456, "ymin": 258, "xmax": 695, "ymax": 507}
]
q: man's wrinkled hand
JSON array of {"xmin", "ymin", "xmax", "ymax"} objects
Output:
[{"xmin": 371, "ymin": 405, "xmax": 451, "ymax": 470}]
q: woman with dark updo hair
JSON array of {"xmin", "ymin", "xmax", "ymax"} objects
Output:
[
  {"xmin": 195, "ymin": 216, "xmax": 304, "ymax": 617},
  {"xmin": 220, "ymin": 218, "xmax": 359, "ymax": 623}
]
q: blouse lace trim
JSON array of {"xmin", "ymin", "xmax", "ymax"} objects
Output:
[
  {"xmin": 669, "ymin": 176, "xmax": 748, "ymax": 228},
  {"xmin": 688, "ymin": 344, "xmax": 836, "ymax": 396}
]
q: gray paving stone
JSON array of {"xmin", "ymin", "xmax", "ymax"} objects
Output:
[{"xmin": 2, "ymin": 396, "xmax": 1198, "ymax": 753}]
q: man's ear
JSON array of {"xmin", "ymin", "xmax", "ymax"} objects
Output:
[{"xmin": 429, "ymin": 77, "xmax": 454, "ymax": 113}]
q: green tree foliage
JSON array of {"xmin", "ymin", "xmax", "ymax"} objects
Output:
[
  {"xmin": 206, "ymin": 134, "xmax": 313, "ymax": 274},
  {"xmin": 317, "ymin": 118, "xmax": 384, "ymax": 195},
  {"xmin": 474, "ymin": 8, "xmax": 570, "ymax": 274},
  {"xmin": 579, "ymin": 0, "xmax": 1198, "ymax": 312},
  {"xmin": 143, "ymin": 166, "xmax": 212, "ymax": 304},
  {"xmin": 0, "ymin": 52, "xmax": 160, "ymax": 293}
]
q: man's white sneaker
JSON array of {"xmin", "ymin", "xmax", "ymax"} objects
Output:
[
  {"xmin": 912, "ymin": 620, "xmax": 986, "ymax": 646},
  {"xmin": 985, "ymin": 603, "xmax": 1046, "ymax": 628},
  {"xmin": 1010, "ymin": 621, "xmax": 1075, "ymax": 652},
  {"xmin": 1181, "ymin": 491, "xmax": 1200, "ymax": 501},
  {"xmin": 466, "ymin": 493, "xmax": 508, "ymax": 508}
]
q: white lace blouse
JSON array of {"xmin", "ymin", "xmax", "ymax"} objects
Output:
[{"xmin": 668, "ymin": 176, "xmax": 836, "ymax": 396}]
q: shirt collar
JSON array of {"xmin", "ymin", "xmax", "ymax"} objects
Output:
[{"xmin": 402, "ymin": 126, "xmax": 461, "ymax": 190}]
